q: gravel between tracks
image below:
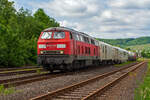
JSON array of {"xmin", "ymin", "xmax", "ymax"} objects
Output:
[
  {"xmin": 97, "ymin": 62, "xmax": 148, "ymax": 100},
  {"xmin": 0, "ymin": 62, "xmax": 138, "ymax": 100}
]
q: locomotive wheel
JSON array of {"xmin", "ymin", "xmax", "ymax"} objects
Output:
[
  {"xmin": 66, "ymin": 64, "xmax": 73, "ymax": 71},
  {"xmin": 49, "ymin": 68, "xmax": 54, "ymax": 73},
  {"xmin": 44, "ymin": 65, "xmax": 54, "ymax": 73}
]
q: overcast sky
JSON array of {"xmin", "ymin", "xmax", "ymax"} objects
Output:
[{"xmin": 9, "ymin": 0, "xmax": 150, "ymax": 39}]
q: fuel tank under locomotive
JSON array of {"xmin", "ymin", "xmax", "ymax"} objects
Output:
[{"xmin": 37, "ymin": 54, "xmax": 74, "ymax": 70}]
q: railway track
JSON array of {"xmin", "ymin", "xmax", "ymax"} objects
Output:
[
  {"xmin": 0, "ymin": 62, "xmax": 138, "ymax": 89},
  {"xmin": 30, "ymin": 61, "xmax": 145, "ymax": 100},
  {"xmin": 0, "ymin": 72, "xmax": 69, "ymax": 88},
  {"xmin": 0, "ymin": 67, "xmax": 44, "ymax": 76}
]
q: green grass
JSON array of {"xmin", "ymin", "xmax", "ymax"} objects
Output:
[
  {"xmin": 127, "ymin": 44, "xmax": 150, "ymax": 51},
  {"xmin": 0, "ymin": 68, "xmax": 42, "ymax": 74},
  {"xmin": 134, "ymin": 61, "xmax": 150, "ymax": 100},
  {"xmin": 36, "ymin": 69, "xmax": 42, "ymax": 74},
  {"xmin": 0, "ymin": 85, "xmax": 15, "ymax": 95},
  {"xmin": 115, "ymin": 61, "xmax": 136, "ymax": 67}
]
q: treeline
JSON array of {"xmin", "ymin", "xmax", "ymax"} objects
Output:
[
  {"xmin": 141, "ymin": 50, "xmax": 150, "ymax": 58},
  {"xmin": 98, "ymin": 36, "xmax": 150, "ymax": 47},
  {"xmin": 0, "ymin": 0, "xmax": 59, "ymax": 67}
]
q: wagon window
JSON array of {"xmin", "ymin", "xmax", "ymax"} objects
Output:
[
  {"xmin": 103, "ymin": 46, "xmax": 105, "ymax": 53},
  {"xmin": 53, "ymin": 32, "xmax": 65, "ymax": 39},
  {"xmin": 41, "ymin": 32, "xmax": 52, "ymax": 39}
]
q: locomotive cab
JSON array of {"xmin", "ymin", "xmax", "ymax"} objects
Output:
[{"xmin": 37, "ymin": 28, "xmax": 74, "ymax": 71}]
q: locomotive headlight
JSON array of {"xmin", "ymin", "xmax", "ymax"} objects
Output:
[
  {"xmin": 40, "ymin": 51, "xmax": 44, "ymax": 54},
  {"xmin": 57, "ymin": 44, "xmax": 66, "ymax": 48},
  {"xmin": 60, "ymin": 51, "xmax": 64, "ymax": 54},
  {"xmin": 39, "ymin": 44, "xmax": 46, "ymax": 48}
]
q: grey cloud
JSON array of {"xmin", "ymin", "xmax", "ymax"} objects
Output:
[{"xmin": 28, "ymin": 0, "xmax": 150, "ymax": 39}]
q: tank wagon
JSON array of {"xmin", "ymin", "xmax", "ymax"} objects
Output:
[{"xmin": 37, "ymin": 27, "xmax": 136, "ymax": 72}]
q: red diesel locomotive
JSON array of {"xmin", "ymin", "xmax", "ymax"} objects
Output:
[{"xmin": 37, "ymin": 27, "xmax": 100, "ymax": 72}]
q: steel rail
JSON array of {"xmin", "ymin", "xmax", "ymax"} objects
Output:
[
  {"xmin": 0, "ymin": 68, "xmax": 44, "ymax": 76},
  {"xmin": 0, "ymin": 67, "xmax": 41, "ymax": 72},
  {"xmin": 0, "ymin": 72, "xmax": 72, "ymax": 88},
  {"xmin": 82, "ymin": 62, "xmax": 146, "ymax": 100}
]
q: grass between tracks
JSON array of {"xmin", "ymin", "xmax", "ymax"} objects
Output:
[
  {"xmin": 0, "ymin": 85, "xmax": 15, "ymax": 95},
  {"xmin": 0, "ymin": 68, "xmax": 42, "ymax": 74},
  {"xmin": 115, "ymin": 61, "xmax": 136, "ymax": 67},
  {"xmin": 134, "ymin": 59, "xmax": 150, "ymax": 100}
]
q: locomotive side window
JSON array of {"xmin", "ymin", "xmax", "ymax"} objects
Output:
[
  {"xmin": 41, "ymin": 32, "xmax": 52, "ymax": 39},
  {"xmin": 85, "ymin": 47, "xmax": 87, "ymax": 54},
  {"xmin": 78, "ymin": 46, "xmax": 80, "ymax": 54},
  {"xmin": 87, "ymin": 37, "xmax": 90, "ymax": 44},
  {"xmin": 80, "ymin": 35, "xmax": 84, "ymax": 42},
  {"xmin": 89, "ymin": 47, "xmax": 91, "ymax": 54},
  {"xmin": 53, "ymin": 32, "xmax": 65, "ymax": 39},
  {"xmin": 82, "ymin": 46, "xmax": 84, "ymax": 54},
  {"xmin": 76, "ymin": 34, "xmax": 80, "ymax": 41},
  {"xmin": 72, "ymin": 33, "xmax": 78, "ymax": 40},
  {"xmin": 83, "ymin": 36, "xmax": 90, "ymax": 43},
  {"xmin": 70, "ymin": 32, "xmax": 73, "ymax": 39},
  {"xmin": 91, "ymin": 39, "xmax": 95, "ymax": 45}
]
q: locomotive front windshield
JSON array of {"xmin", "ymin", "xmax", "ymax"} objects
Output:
[
  {"xmin": 53, "ymin": 32, "xmax": 65, "ymax": 39},
  {"xmin": 41, "ymin": 32, "xmax": 52, "ymax": 39}
]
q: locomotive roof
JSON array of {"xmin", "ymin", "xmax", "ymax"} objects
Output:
[
  {"xmin": 43, "ymin": 27, "xmax": 133, "ymax": 54},
  {"xmin": 43, "ymin": 27, "xmax": 91, "ymax": 37}
]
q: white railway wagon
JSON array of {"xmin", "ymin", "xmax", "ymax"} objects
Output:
[
  {"xmin": 98, "ymin": 41, "xmax": 115, "ymax": 63},
  {"xmin": 114, "ymin": 47, "xmax": 129, "ymax": 63}
]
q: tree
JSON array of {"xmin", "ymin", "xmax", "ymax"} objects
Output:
[
  {"xmin": 0, "ymin": 0, "xmax": 60, "ymax": 67},
  {"xmin": 34, "ymin": 8, "xmax": 59, "ymax": 29}
]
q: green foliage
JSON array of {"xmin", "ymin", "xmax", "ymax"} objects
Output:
[
  {"xmin": 141, "ymin": 49, "xmax": 150, "ymax": 58},
  {"xmin": 134, "ymin": 62, "xmax": 150, "ymax": 100},
  {"xmin": 97, "ymin": 37, "xmax": 150, "ymax": 47},
  {"xmin": 115, "ymin": 61, "xmax": 136, "ymax": 67},
  {"xmin": 0, "ymin": 84, "xmax": 15, "ymax": 95},
  {"xmin": 36, "ymin": 69, "xmax": 42, "ymax": 74},
  {"xmin": 0, "ymin": 0, "xmax": 59, "ymax": 67}
]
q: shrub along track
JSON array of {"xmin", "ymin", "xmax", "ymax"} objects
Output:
[{"xmin": 30, "ymin": 62, "xmax": 145, "ymax": 100}]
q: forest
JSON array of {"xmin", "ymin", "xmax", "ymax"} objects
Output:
[
  {"xmin": 98, "ymin": 37, "xmax": 150, "ymax": 47},
  {"xmin": 0, "ymin": 0, "xmax": 59, "ymax": 67}
]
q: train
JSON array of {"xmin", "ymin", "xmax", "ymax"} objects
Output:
[{"xmin": 37, "ymin": 27, "xmax": 136, "ymax": 72}]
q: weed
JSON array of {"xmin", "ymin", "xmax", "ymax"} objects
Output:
[
  {"xmin": 134, "ymin": 61, "xmax": 150, "ymax": 100},
  {"xmin": 0, "ymin": 84, "xmax": 15, "ymax": 95},
  {"xmin": 36, "ymin": 69, "xmax": 41, "ymax": 74},
  {"xmin": 115, "ymin": 61, "xmax": 136, "ymax": 67}
]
